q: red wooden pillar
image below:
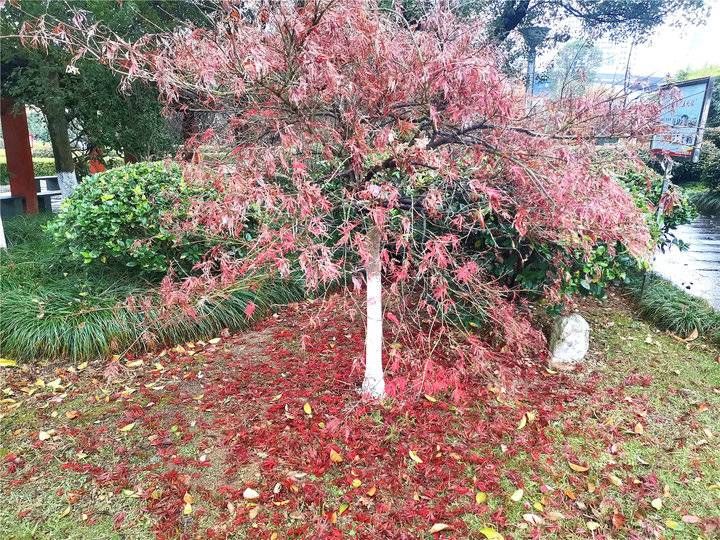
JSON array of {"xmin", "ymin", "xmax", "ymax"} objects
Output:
[{"xmin": 1, "ymin": 98, "xmax": 37, "ymax": 214}]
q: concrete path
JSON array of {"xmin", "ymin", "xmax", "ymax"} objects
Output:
[{"xmin": 654, "ymin": 214, "xmax": 720, "ymax": 310}]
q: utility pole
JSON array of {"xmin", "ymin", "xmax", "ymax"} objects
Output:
[{"xmin": 520, "ymin": 26, "xmax": 550, "ymax": 98}]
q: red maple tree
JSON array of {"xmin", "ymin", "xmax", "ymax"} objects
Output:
[{"xmin": 23, "ymin": 0, "xmax": 662, "ymax": 397}]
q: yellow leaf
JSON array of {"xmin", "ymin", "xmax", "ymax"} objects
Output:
[
  {"xmin": 475, "ymin": 491, "xmax": 487, "ymax": 504},
  {"xmin": 586, "ymin": 521, "xmax": 601, "ymax": 531},
  {"xmin": 183, "ymin": 492, "xmax": 193, "ymax": 504},
  {"xmin": 367, "ymin": 486, "xmax": 377, "ymax": 497},
  {"xmin": 429, "ymin": 523, "xmax": 451, "ymax": 534},
  {"xmin": 665, "ymin": 519, "xmax": 681, "ymax": 530},
  {"xmin": 248, "ymin": 506, "xmax": 260, "ymax": 519},
  {"xmin": 270, "ymin": 533, "xmax": 278, "ymax": 540},
  {"xmin": 351, "ymin": 478, "xmax": 362, "ymax": 488},
  {"xmin": 126, "ymin": 360, "xmax": 144, "ymax": 368},
  {"xmin": 510, "ymin": 488, "xmax": 524, "ymax": 502},
  {"xmin": 338, "ymin": 502, "xmax": 349, "ymax": 515},
  {"xmin": 568, "ymin": 461, "xmax": 589, "ymax": 473},
  {"xmin": 609, "ymin": 474, "xmax": 623, "ymax": 487},
  {"xmin": 651, "ymin": 497, "xmax": 663, "ymax": 510},
  {"xmin": 119, "ymin": 422, "xmax": 136, "ymax": 432},
  {"xmin": 183, "ymin": 502, "xmax": 192, "ymax": 515},
  {"xmin": 408, "ymin": 450, "xmax": 423, "ymax": 464},
  {"xmin": 329, "ymin": 449, "xmax": 343, "ymax": 463},
  {"xmin": 208, "ymin": 337, "xmax": 221, "ymax": 345},
  {"xmin": 517, "ymin": 414, "xmax": 527, "ymax": 430},
  {"xmin": 479, "ymin": 527, "xmax": 504, "ymax": 539},
  {"xmin": 424, "ymin": 394, "xmax": 437, "ymax": 403},
  {"xmin": 634, "ymin": 422, "xmax": 644, "ymax": 435},
  {"xmin": 60, "ymin": 506, "xmax": 71, "ymax": 517},
  {"xmin": 533, "ymin": 501, "xmax": 544, "ymax": 512},
  {"xmin": 0, "ymin": 358, "xmax": 18, "ymax": 368},
  {"xmin": 303, "ymin": 402, "xmax": 313, "ymax": 415}
]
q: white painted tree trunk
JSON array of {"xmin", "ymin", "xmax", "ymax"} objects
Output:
[
  {"xmin": 57, "ymin": 170, "xmax": 78, "ymax": 199},
  {"xmin": 362, "ymin": 225, "xmax": 385, "ymax": 398}
]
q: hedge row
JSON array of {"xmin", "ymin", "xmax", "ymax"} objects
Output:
[{"xmin": 0, "ymin": 157, "xmax": 56, "ymax": 185}]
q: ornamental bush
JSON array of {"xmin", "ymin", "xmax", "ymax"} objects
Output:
[{"xmin": 49, "ymin": 162, "xmax": 214, "ymax": 275}]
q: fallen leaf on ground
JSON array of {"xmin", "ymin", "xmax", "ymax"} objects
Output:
[
  {"xmin": 510, "ymin": 488, "xmax": 524, "ymax": 502},
  {"xmin": 568, "ymin": 461, "xmax": 589, "ymax": 472},
  {"xmin": 0, "ymin": 358, "xmax": 18, "ymax": 367},
  {"xmin": 409, "ymin": 450, "xmax": 423, "ymax": 464},
  {"xmin": 429, "ymin": 523, "xmax": 451, "ymax": 534},
  {"xmin": 478, "ymin": 527, "xmax": 504, "ymax": 539},
  {"xmin": 329, "ymin": 449, "xmax": 343, "ymax": 463},
  {"xmin": 651, "ymin": 497, "xmax": 663, "ymax": 510},
  {"xmin": 523, "ymin": 513, "xmax": 544, "ymax": 525}
]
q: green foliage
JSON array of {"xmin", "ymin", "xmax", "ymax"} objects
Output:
[
  {"xmin": 48, "ymin": 162, "xmax": 212, "ymax": 275},
  {"xmin": 671, "ymin": 129, "xmax": 720, "ymax": 189},
  {"xmin": 629, "ymin": 273, "xmax": 720, "ymax": 342},
  {"xmin": 0, "ymin": 157, "xmax": 55, "ymax": 185},
  {"xmin": 616, "ymin": 168, "xmax": 697, "ymax": 245}
]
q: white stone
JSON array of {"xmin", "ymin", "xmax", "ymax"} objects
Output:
[{"xmin": 549, "ymin": 314, "xmax": 589, "ymax": 370}]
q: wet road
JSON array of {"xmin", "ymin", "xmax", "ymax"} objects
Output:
[{"xmin": 653, "ymin": 214, "xmax": 720, "ymax": 310}]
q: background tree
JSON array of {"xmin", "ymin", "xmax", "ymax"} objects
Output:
[
  {"xmin": 387, "ymin": 0, "xmax": 707, "ymax": 51},
  {"xmin": 0, "ymin": 0, "xmax": 215, "ymax": 184},
  {"xmin": 548, "ymin": 39, "xmax": 603, "ymax": 98}
]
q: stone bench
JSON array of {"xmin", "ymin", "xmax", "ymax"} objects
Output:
[
  {"xmin": 38, "ymin": 190, "xmax": 62, "ymax": 212},
  {"xmin": 35, "ymin": 175, "xmax": 60, "ymax": 192},
  {"xmin": 0, "ymin": 194, "xmax": 26, "ymax": 218}
]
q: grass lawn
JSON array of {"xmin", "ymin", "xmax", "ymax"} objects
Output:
[{"xmin": 1, "ymin": 292, "xmax": 718, "ymax": 539}]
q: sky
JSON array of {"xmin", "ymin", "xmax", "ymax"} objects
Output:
[{"xmin": 597, "ymin": 0, "xmax": 720, "ymax": 78}]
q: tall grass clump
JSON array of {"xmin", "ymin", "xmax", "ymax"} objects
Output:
[
  {"xmin": 629, "ymin": 273, "xmax": 720, "ymax": 343},
  {"xmin": 690, "ymin": 190, "xmax": 720, "ymax": 215},
  {"xmin": 1, "ymin": 213, "xmax": 303, "ymax": 362}
]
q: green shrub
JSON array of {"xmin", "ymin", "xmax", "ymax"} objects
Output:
[
  {"xmin": 670, "ymin": 128, "xmax": 720, "ymax": 189},
  {"xmin": 48, "ymin": 162, "xmax": 214, "ymax": 275},
  {"xmin": 0, "ymin": 157, "xmax": 56, "ymax": 184}
]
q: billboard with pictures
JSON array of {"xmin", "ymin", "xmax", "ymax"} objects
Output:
[{"xmin": 650, "ymin": 77, "xmax": 714, "ymax": 162}]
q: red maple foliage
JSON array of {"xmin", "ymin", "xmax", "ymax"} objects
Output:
[{"xmin": 22, "ymin": 1, "xmax": 663, "ymax": 391}]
